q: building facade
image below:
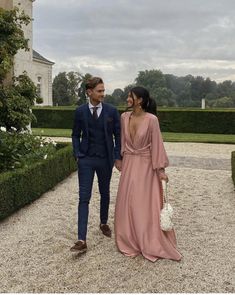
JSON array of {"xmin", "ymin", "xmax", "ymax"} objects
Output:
[{"xmin": 0, "ymin": 0, "xmax": 54, "ymax": 106}]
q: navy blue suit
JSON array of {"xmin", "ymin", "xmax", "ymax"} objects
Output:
[{"xmin": 72, "ymin": 103, "xmax": 121, "ymax": 240}]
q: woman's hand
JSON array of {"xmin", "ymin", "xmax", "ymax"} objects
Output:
[{"xmin": 158, "ymin": 169, "xmax": 169, "ymax": 182}]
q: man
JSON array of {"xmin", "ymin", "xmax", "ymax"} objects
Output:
[{"xmin": 70, "ymin": 77, "xmax": 122, "ymax": 253}]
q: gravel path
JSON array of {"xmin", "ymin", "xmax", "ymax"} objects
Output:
[{"xmin": 0, "ymin": 142, "xmax": 235, "ymax": 293}]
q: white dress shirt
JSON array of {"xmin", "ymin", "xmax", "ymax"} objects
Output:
[{"xmin": 88, "ymin": 101, "xmax": 102, "ymax": 118}]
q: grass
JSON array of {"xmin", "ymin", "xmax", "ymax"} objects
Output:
[
  {"xmin": 32, "ymin": 128, "xmax": 235, "ymax": 144},
  {"xmin": 32, "ymin": 128, "xmax": 72, "ymax": 137},
  {"xmin": 32, "ymin": 105, "xmax": 235, "ymax": 112},
  {"xmin": 162, "ymin": 132, "xmax": 235, "ymax": 144}
]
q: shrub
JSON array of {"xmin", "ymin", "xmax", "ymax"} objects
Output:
[
  {"xmin": 0, "ymin": 128, "xmax": 56, "ymax": 173},
  {"xmin": 32, "ymin": 108, "xmax": 74, "ymax": 129},
  {"xmin": 32, "ymin": 107, "xmax": 235, "ymax": 134},
  {"xmin": 0, "ymin": 143, "xmax": 77, "ymax": 220}
]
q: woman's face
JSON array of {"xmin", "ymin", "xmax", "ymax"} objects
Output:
[{"xmin": 127, "ymin": 92, "xmax": 139, "ymax": 108}]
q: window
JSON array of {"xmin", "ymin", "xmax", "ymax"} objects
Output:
[{"xmin": 36, "ymin": 76, "xmax": 42, "ymax": 97}]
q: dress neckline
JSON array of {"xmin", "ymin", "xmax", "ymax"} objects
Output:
[{"xmin": 128, "ymin": 112, "xmax": 147, "ymax": 144}]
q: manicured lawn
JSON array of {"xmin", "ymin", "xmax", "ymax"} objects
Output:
[
  {"xmin": 32, "ymin": 128, "xmax": 235, "ymax": 144},
  {"xmin": 162, "ymin": 132, "xmax": 235, "ymax": 144},
  {"xmin": 32, "ymin": 128, "xmax": 72, "ymax": 137}
]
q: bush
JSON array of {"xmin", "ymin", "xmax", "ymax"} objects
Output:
[
  {"xmin": 158, "ymin": 109, "xmax": 235, "ymax": 134},
  {"xmin": 232, "ymin": 151, "xmax": 235, "ymax": 186},
  {"xmin": 32, "ymin": 108, "xmax": 74, "ymax": 129},
  {"xmin": 0, "ymin": 128, "xmax": 56, "ymax": 173},
  {"xmin": 0, "ymin": 143, "xmax": 77, "ymax": 220},
  {"xmin": 32, "ymin": 107, "xmax": 235, "ymax": 134}
]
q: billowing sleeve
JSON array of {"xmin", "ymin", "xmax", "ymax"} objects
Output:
[
  {"xmin": 120, "ymin": 113, "xmax": 126, "ymax": 157},
  {"xmin": 151, "ymin": 116, "xmax": 169, "ymax": 171},
  {"xmin": 113, "ymin": 107, "xmax": 121, "ymax": 160}
]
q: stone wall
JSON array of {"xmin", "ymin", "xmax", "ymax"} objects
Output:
[
  {"xmin": 32, "ymin": 61, "xmax": 53, "ymax": 106},
  {"xmin": 13, "ymin": 0, "xmax": 33, "ymax": 78},
  {"xmin": 0, "ymin": 0, "xmax": 13, "ymax": 9}
]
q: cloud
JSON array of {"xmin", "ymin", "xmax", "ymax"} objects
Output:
[{"xmin": 33, "ymin": 0, "xmax": 235, "ymax": 93}]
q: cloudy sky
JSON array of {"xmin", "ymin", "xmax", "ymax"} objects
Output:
[{"xmin": 33, "ymin": 0, "xmax": 235, "ymax": 93}]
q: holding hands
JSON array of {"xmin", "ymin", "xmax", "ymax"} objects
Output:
[{"xmin": 115, "ymin": 159, "xmax": 122, "ymax": 171}]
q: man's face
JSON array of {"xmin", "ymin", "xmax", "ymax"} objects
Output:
[{"xmin": 87, "ymin": 83, "xmax": 105, "ymax": 105}]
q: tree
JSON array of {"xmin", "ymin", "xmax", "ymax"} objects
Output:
[
  {"xmin": 112, "ymin": 88, "xmax": 124, "ymax": 99},
  {"xmin": 67, "ymin": 71, "xmax": 82, "ymax": 104},
  {"xmin": 52, "ymin": 72, "xmax": 70, "ymax": 105},
  {"xmin": 165, "ymin": 74, "xmax": 180, "ymax": 94},
  {"xmin": 217, "ymin": 80, "xmax": 233, "ymax": 98},
  {"xmin": 0, "ymin": 7, "xmax": 40, "ymax": 130},
  {"xmin": 0, "ymin": 73, "xmax": 41, "ymax": 130},
  {"xmin": 120, "ymin": 84, "xmax": 136, "ymax": 105},
  {"xmin": 122, "ymin": 68, "xmax": 235, "ymax": 108},
  {"xmin": 111, "ymin": 88, "xmax": 124, "ymax": 105},
  {"xmin": 103, "ymin": 94, "xmax": 117, "ymax": 105},
  {"xmin": 77, "ymin": 73, "xmax": 92, "ymax": 105},
  {"xmin": 190, "ymin": 76, "xmax": 205, "ymax": 102},
  {"xmin": 134, "ymin": 69, "xmax": 174, "ymax": 105},
  {"xmin": 135, "ymin": 69, "xmax": 166, "ymax": 93},
  {"xmin": 52, "ymin": 71, "xmax": 82, "ymax": 106},
  {"xmin": 0, "ymin": 7, "xmax": 30, "ymax": 83},
  {"xmin": 102, "ymin": 89, "xmax": 125, "ymax": 106},
  {"xmin": 152, "ymin": 87, "xmax": 176, "ymax": 106},
  {"xmin": 208, "ymin": 96, "xmax": 235, "ymax": 108}
]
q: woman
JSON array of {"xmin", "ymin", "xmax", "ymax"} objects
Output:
[{"xmin": 115, "ymin": 86, "xmax": 181, "ymax": 262}]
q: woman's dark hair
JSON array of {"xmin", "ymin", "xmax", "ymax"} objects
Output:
[{"xmin": 129, "ymin": 86, "xmax": 157, "ymax": 115}]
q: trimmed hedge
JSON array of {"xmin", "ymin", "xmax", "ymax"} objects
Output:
[
  {"xmin": 159, "ymin": 110, "xmax": 235, "ymax": 134},
  {"xmin": 32, "ymin": 108, "xmax": 235, "ymax": 134},
  {"xmin": 232, "ymin": 151, "xmax": 235, "ymax": 186},
  {"xmin": 32, "ymin": 109, "xmax": 74, "ymax": 129},
  {"xmin": 0, "ymin": 143, "xmax": 77, "ymax": 221}
]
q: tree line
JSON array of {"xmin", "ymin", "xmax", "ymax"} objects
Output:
[{"xmin": 53, "ymin": 69, "xmax": 235, "ymax": 108}]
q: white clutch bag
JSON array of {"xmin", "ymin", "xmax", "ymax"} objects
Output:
[{"xmin": 160, "ymin": 180, "xmax": 174, "ymax": 231}]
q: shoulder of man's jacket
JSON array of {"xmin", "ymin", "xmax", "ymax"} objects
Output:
[
  {"xmin": 75, "ymin": 103, "xmax": 88, "ymax": 112},
  {"xmin": 102, "ymin": 102, "xmax": 118, "ymax": 111}
]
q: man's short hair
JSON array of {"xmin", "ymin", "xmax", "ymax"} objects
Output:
[{"xmin": 85, "ymin": 77, "xmax": 103, "ymax": 90}]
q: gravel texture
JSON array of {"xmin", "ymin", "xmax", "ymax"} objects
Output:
[{"xmin": 0, "ymin": 142, "xmax": 235, "ymax": 293}]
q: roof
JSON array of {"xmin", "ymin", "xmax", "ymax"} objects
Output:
[{"xmin": 33, "ymin": 50, "xmax": 55, "ymax": 65}]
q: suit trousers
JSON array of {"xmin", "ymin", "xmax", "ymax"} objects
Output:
[{"xmin": 77, "ymin": 156, "xmax": 112, "ymax": 240}]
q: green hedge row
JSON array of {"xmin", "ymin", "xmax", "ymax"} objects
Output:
[
  {"xmin": 232, "ymin": 151, "xmax": 235, "ymax": 186},
  {"xmin": 0, "ymin": 143, "xmax": 77, "ymax": 221},
  {"xmin": 32, "ymin": 108, "xmax": 235, "ymax": 134},
  {"xmin": 32, "ymin": 109, "xmax": 74, "ymax": 129},
  {"xmin": 159, "ymin": 110, "xmax": 235, "ymax": 134}
]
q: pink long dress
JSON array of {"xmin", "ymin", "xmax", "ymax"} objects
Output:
[{"xmin": 115, "ymin": 112, "xmax": 182, "ymax": 262}]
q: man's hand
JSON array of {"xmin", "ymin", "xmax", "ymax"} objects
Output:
[{"xmin": 114, "ymin": 159, "xmax": 122, "ymax": 171}]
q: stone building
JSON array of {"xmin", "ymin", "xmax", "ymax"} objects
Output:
[{"xmin": 0, "ymin": 0, "xmax": 54, "ymax": 106}]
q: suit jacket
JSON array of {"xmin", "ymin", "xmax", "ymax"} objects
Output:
[{"xmin": 72, "ymin": 103, "xmax": 121, "ymax": 168}]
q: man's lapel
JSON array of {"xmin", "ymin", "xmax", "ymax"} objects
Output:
[{"xmin": 102, "ymin": 103, "xmax": 108, "ymax": 135}]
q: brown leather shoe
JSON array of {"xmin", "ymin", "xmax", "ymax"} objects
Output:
[
  {"xmin": 100, "ymin": 224, "xmax": 112, "ymax": 237},
  {"xmin": 70, "ymin": 240, "xmax": 87, "ymax": 253}
]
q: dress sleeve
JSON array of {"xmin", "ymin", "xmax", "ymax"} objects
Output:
[
  {"xmin": 120, "ymin": 113, "xmax": 126, "ymax": 157},
  {"xmin": 151, "ymin": 116, "xmax": 169, "ymax": 171},
  {"xmin": 113, "ymin": 107, "xmax": 121, "ymax": 160}
]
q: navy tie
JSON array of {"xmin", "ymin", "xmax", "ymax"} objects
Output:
[{"xmin": 92, "ymin": 107, "xmax": 98, "ymax": 119}]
